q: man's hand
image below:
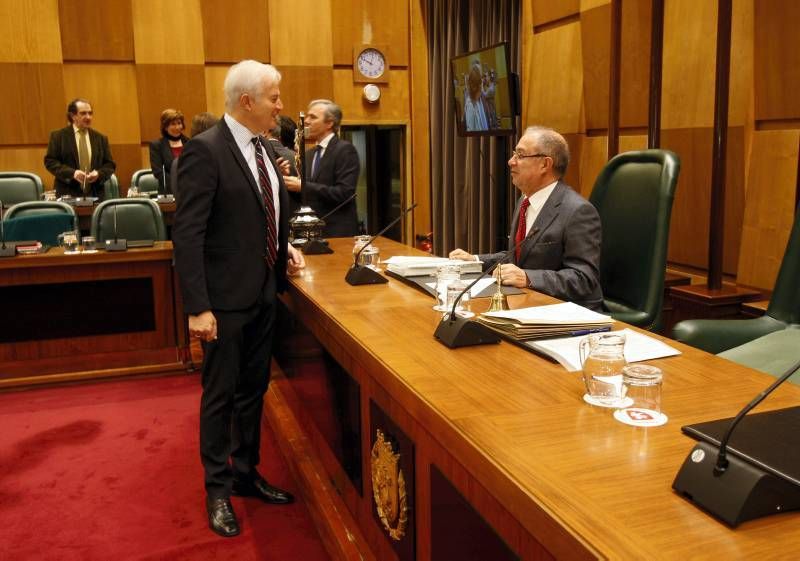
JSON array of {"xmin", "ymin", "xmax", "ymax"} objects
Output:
[
  {"xmin": 449, "ymin": 248, "xmax": 476, "ymax": 261},
  {"xmin": 189, "ymin": 310, "xmax": 217, "ymax": 342},
  {"xmin": 283, "ymin": 176, "xmax": 301, "ymax": 192},
  {"xmin": 276, "ymin": 157, "xmax": 290, "ymax": 176},
  {"xmin": 86, "ymin": 170, "xmax": 100, "ymax": 183},
  {"xmin": 287, "ymin": 243, "xmax": 305, "ymax": 275},
  {"xmin": 497, "ymin": 263, "xmax": 529, "ymax": 288},
  {"xmin": 73, "ymin": 169, "xmax": 87, "ymax": 183}
]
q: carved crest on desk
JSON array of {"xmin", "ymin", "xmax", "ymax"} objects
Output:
[{"xmin": 371, "ymin": 429, "xmax": 408, "ymax": 540}]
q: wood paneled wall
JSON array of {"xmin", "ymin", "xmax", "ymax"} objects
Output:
[
  {"xmin": 0, "ymin": 0, "xmax": 429, "ymax": 238},
  {"xmin": 521, "ymin": 0, "xmax": 799, "ymax": 290}
]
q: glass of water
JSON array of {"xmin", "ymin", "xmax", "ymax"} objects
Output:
[
  {"xmin": 433, "ymin": 264, "xmax": 461, "ymax": 311},
  {"xmin": 59, "ymin": 230, "xmax": 80, "ymax": 254}
]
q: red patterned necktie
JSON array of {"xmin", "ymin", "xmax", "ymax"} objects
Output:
[
  {"xmin": 514, "ymin": 197, "xmax": 530, "ymax": 262},
  {"xmin": 252, "ymin": 137, "xmax": 278, "ymax": 267}
]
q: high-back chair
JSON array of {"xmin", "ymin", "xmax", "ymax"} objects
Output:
[
  {"xmin": 4, "ymin": 201, "xmax": 79, "ymax": 231},
  {"xmin": 3, "ymin": 213, "xmax": 75, "ymax": 246},
  {"xmin": 131, "ymin": 169, "xmax": 162, "ymax": 193},
  {"xmin": 588, "ymin": 149, "xmax": 681, "ymax": 331},
  {"xmin": 673, "ymin": 203, "xmax": 800, "ymax": 354},
  {"xmin": 0, "ymin": 172, "xmax": 44, "ymax": 205},
  {"xmin": 90, "ymin": 199, "xmax": 166, "ymax": 243},
  {"xmin": 103, "ymin": 173, "xmax": 120, "ymax": 199}
]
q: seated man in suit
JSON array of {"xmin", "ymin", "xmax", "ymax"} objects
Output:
[
  {"xmin": 450, "ymin": 126, "xmax": 603, "ymax": 310},
  {"xmin": 283, "ymin": 99, "xmax": 359, "ymax": 237},
  {"xmin": 44, "ymin": 98, "xmax": 116, "ymax": 199}
]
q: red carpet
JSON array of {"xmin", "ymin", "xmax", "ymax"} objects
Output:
[{"xmin": 0, "ymin": 374, "xmax": 330, "ymax": 561}]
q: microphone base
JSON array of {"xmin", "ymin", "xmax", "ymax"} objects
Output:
[
  {"xmin": 434, "ymin": 314, "xmax": 501, "ymax": 348},
  {"xmin": 345, "ymin": 264, "xmax": 387, "ymax": 285},
  {"xmin": 672, "ymin": 441, "xmax": 800, "ymax": 526},
  {"xmin": 105, "ymin": 239, "xmax": 128, "ymax": 252},
  {"xmin": 0, "ymin": 243, "xmax": 15, "ymax": 257},
  {"xmin": 302, "ymin": 238, "xmax": 333, "ymax": 255}
]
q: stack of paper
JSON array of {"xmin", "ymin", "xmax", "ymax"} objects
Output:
[
  {"xmin": 478, "ymin": 302, "xmax": 614, "ymax": 340},
  {"xmin": 384, "ymin": 256, "xmax": 483, "ymax": 277}
]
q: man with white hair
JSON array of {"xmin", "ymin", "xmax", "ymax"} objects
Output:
[
  {"xmin": 173, "ymin": 60, "xmax": 305, "ymax": 537},
  {"xmin": 450, "ymin": 126, "xmax": 602, "ymax": 310}
]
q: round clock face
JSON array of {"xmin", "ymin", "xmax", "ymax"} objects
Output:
[{"xmin": 357, "ymin": 48, "xmax": 385, "ymax": 79}]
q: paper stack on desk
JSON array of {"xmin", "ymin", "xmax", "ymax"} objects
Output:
[
  {"xmin": 384, "ymin": 255, "xmax": 483, "ymax": 277},
  {"xmin": 478, "ymin": 301, "xmax": 614, "ymax": 340}
]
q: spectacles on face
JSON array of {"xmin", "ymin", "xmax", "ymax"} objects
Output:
[{"xmin": 510, "ymin": 150, "xmax": 548, "ymax": 161}]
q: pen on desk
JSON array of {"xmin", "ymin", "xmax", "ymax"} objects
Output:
[{"xmin": 568, "ymin": 326, "xmax": 612, "ymax": 337}]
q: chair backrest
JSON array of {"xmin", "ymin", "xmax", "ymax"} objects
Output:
[
  {"xmin": 132, "ymin": 169, "xmax": 161, "ymax": 193},
  {"xmin": 766, "ymin": 202, "xmax": 800, "ymax": 324},
  {"xmin": 90, "ymin": 199, "xmax": 166, "ymax": 242},
  {"xmin": 4, "ymin": 201, "xmax": 78, "ymax": 231},
  {"xmin": 3, "ymin": 213, "xmax": 75, "ymax": 246},
  {"xmin": 103, "ymin": 173, "xmax": 120, "ymax": 199},
  {"xmin": 589, "ymin": 149, "xmax": 681, "ymax": 331},
  {"xmin": 0, "ymin": 172, "xmax": 44, "ymax": 205}
]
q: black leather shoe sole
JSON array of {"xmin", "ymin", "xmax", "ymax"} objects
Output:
[{"xmin": 232, "ymin": 479, "xmax": 295, "ymax": 505}]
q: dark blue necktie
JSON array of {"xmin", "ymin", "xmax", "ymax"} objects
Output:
[{"xmin": 311, "ymin": 145, "xmax": 322, "ymax": 177}]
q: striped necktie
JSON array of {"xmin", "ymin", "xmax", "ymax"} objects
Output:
[{"xmin": 252, "ymin": 137, "xmax": 278, "ymax": 267}]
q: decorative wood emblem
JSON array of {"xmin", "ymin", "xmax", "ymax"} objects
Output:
[{"xmin": 371, "ymin": 429, "xmax": 408, "ymax": 540}]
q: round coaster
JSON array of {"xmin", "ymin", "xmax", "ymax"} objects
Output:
[
  {"xmin": 613, "ymin": 408, "xmax": 668, "ymax": 427},
  {"xmin": 583, "ymin": 394, "xmax": 633, "ymax": 408}
]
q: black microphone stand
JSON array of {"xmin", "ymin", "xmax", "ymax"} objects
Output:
[
  {"xmin": 303, "ymin": 192, "xmax": 358, "ymax": 255},
  {"xmin": 0, "ymin": 199, "xmax": 15, "ymax": 257},
  {"xmin": 105, "ymin": 203, "xmax": 127, "ymax": 251}
]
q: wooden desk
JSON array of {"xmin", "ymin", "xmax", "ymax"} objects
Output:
[
  {"xmin": 270, "ymin": 237, "xmax": 800, "ymax": 560},
  {"xmin": 0, "ymin": 242, "xmax": 188, "ymax": 388},
  {"xmin": 75, "ymin": 200, "xmax": 176, "ymax": 232}
]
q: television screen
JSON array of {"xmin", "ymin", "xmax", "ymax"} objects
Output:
[{"xmin": 451, "ymin": 42, "xmax": 516, "ymax": 137}]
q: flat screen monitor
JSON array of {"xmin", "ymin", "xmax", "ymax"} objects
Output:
[{"xmin": 451, "ymin": 42, "xmax": 516, "ymax": 137}]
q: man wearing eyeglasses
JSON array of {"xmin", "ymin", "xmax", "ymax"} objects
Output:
[{"xmin": 450, "ymin": 126, "xmax": 602, "ymax": 310}]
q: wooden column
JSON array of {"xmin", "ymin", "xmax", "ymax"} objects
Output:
[
  {"xmin": 607, "ymin": 0, "xmax": 622, "ymax": 159},
  {"xmin": 647, "ymin": 0, "xmax": 664, "ymax": 149}
]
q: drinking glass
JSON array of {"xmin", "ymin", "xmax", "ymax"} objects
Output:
[
  {"xmin": 433, "ymin": 264, "xmax": 461, "ymax": 311},
  {"xmin": 621, "ymin": 364, "xmax": 663, "ymax": 415},
  {"xmin": 445, "ymin": 279, "xmax": 473, "ymax": 317},
  {"xmin": 81, "ymin": 235, "xmax": 97, "ymax": 253},
  {"xmin": 59, "ymin": 230, "xmax": 80, "ymax": 254}
]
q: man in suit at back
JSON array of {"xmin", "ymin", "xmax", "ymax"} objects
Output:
[
  {"xmin": 283, "ymin": 99, "xmax": 360, "ymax": 237},
  {"xmin": 450, "ymin": 126, "xmax": 603, "ymax": 310},
  {"xmin": 44, "ymin": 98, "xmax": 116, "ymax": 199},
  {"xmin": 172, "ymin": 60, "xmax": 305, "ymax": 538}
]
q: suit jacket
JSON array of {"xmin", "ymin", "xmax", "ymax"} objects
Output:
[
  {"xmin": 149, "ymin": 135, "xmax": 189, "ymax": 193},
  {"xmin": 44, "ymin": 125, "xmax": 116, "ymax": 198},
  {"xmin": 303, "ymin": 135, "xmax": 359, "ymax": 237},
  {"xmin": 479, "ymin": 181, "xmax": 603, "ymax": 310},
  {"xmin": 172, "ymin": 119, "xmax": 289, "ymax": 315}
]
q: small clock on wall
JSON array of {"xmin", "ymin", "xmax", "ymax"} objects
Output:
[{"xmin": 354, "ymin": 45, "xmax": 389, "ymax": 84}]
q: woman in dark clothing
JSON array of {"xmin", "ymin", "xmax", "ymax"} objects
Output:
[{"xmin": 149, "ymin": 108, "xmax": 189, "ymax": 193}]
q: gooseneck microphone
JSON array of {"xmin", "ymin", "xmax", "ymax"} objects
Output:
[
  {"xmin": 302, "ymin": 191, "xmax": 359, "ymax": 256},
  {"xmin": 0, "ymin": 199, "xmax": 16, "ymax": 257},
  {"xmin": 318, "ymin": 191, "xmax": 357, "ymax": 223},
  {"xmin": 105, "ymin": 203, "xmax": 127, "ymax": 251},
  {"xmin": 345, "ymin": 203, "xmax": 418, "ymax": 286}
]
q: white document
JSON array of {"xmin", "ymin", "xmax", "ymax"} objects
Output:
[
  {"xmin": 483, "ymin": 301, "xmax": 612, "ymax": 325},
  {"xmin": 385, "ymin": 255, "xmax": 483, "ymax": 276}
]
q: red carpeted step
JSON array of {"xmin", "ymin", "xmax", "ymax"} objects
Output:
[{"xmin": 0, "ymin": 374, "xmax": 331, "ymax": 561}]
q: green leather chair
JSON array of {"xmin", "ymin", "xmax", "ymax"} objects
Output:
[
  {"xmin": 589, "ymin": 149, "xmax": 681, "ymax": 331},
  {"xmin": 672, "ymin": 203, "xmax": 800, "ymax": 354},
  {"xmin": 0, "ymin": 172, "xmax": 44, "ymax": 205},
  {"xmin": 90, "ymin": 198, "xmax": 166, "ymax": 243},
  {"xmin": 717, "ymin": 329, "xmax": 800, "ymax": 385},
  {"xmin": 131, "ymin": 169, "xmax": 161, "ymax": 194},
  {"xmin": 3, "ymin": 213, "xmax": 75, "ymax": 246},
  {"xmin": 103, "ymin": 173, "xmax": 120, "ymax": 199},
  {"xmin": 4, "ymin": 201, "xmax": 78, "ymax": 231}
]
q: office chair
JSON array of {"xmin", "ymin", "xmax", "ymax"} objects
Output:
[
  {"xmin": 103, "ymin": 173, "xmax": 121, "ymax": 199},
  {"xmin": 131, "ymin": 169, "xmax": 162, "ymax": 194},
  {"xmin": 4, "ymin": 201, "xmax": 79, "ymax": 231},
  {"xmin": 3, "ymin": 213, "xmax": 75, "ymax": 246},
  {"xmin": 0, "ymin": 172, "xmax": 44, "ymax": 205},
  {"xmin": 90, "ymin": 199, "xmax": 166, "ymax": 243},
  {"xmin": 589, "ymin": 149, "xmax": 681, "ymax": 331}
]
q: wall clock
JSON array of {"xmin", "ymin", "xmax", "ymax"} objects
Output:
[{"xmin": 354, "ymin": 45, "xmax": 389, "ymax": 84}]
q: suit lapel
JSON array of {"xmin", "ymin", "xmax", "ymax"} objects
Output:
[
  {"xmin": 313, "ymin": 135, "xmax": 338, "ymax": 181},
  {"xmin": 219, "ymin": 120, "xmax": 263, "ymax": 207},
  {"xmin": 518, "ymin": 181, "xmax": 566, "ymax": 262},
  {"xmin": 66, "ymin": 127, "xmax": 80, "ymax": 168}
]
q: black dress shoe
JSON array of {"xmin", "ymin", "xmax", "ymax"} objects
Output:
[
  {"xmin": 232, "ymin": 476, "xmax": 295, "ymax": 504},
  {"xmin": 206, "ymin": 497, "xmax": 240, "ymax": 537}
]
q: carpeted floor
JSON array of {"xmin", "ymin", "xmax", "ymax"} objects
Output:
[{"xmin": 0, "ymin": 374, "xmax": 330, "ymax": 561}]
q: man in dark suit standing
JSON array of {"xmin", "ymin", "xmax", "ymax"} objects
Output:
[
  {"xmin": 172, "ymin": 60, "xmax": 305, "ymax": 538},
  {"xmin": 450, "ymin": 126, "xmax": 603, "ymax": 310},
  {"xmin": 44, "ymin": 98, "xmax": 116, "ymax": 199},
  {"xmin": 283, "ymin": 99, "xmax": 360, "ymax": 237}
]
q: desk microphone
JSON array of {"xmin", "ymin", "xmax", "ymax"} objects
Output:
[
  {"xmin": 672, "ymin": 354, "xmax": 800, "ymax": 526},
  {"xmin": 105, "ymin": 203, "xmax": 127, "ymax": 251},
  {"xmin": 0, "ymin": 199, "xmax": 15, "ymax": 257},
  {"xmin": 302, "ymin": 192, "xmax": 358, "ymax": 256},
  {"xmin": 345, "ymin": 203, "xmax": 418, "ymax": 286},
  {"xmin": 433, "ymin": 233, "xmax": 533, "ymax": 348}
]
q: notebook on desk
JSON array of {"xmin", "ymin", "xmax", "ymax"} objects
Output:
[{"xmin": 682, "ymin": 406, "xmax": 800, "ymax": 486}]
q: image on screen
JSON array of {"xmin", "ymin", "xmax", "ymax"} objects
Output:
[{"xmin": 451, "ymin": 42, "xmax": 516, "ymax": 137}]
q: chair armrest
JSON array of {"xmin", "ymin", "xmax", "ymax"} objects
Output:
[{"xmin": 672, "ymin": 316, "xmax": 787, "ymax": 354}]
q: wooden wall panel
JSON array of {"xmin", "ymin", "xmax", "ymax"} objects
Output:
[
  {"xmin": 0, "ymin": 0, "xmax": 62, "ymax": 63},
  {"xmin": 661, "ymin": 0, "xmax": 717, "ymax": 129},
  {"xmin": 754, "ymin": 0, "xmax": 800, "ymax": 122},
  {"xmin": 619, "ymin": 0, "xmax": 651, "ymax": 129},
  {"xmin": 577, "ymin": 135, "xmax": 606, "ymax": 197},
  {"xmin": 0, "ymin": 148, "xmax": 50, "ymax": 185},
  {"xmin": 723, "ymin": 127, "xmax": 745, "ymax": 275},
  {"xmin": 62, "ymin": 63, "xmax": 140, "ymax": 144},
  {"xmin": 729, "ymin": 0, "xmax": 753, "ymax": 128},
  {"xmin": 736, "ymin": 129, "xmax": 799, "ymax": 289},
  {"xmin": 132, "ymin": 0, "xmax": 205, "ymax": 64},
  {"xmin": 204, "ymin": 66, "xmax": 228, "ymax": 117},
  {"xmin": 200, "ymin": 0, "xmax": 269, "ymax": 63},
  {"xmin": 532, "ymin": 0, "xmax": 579, "ymax": 26},
  {"xmin": 580, "ymin": 5, "xmax": 609, "ymax": 132},
  {"xmin": 333, "ymin": 70, "xmax": 409, "ymax": 123},
  {"xmin": 562, "ymin": 133, "xmax": 583, "ymax": 192},
  {"xmin": 275, "ymin": 67, "xmax": 335, "ymax": 126},
  {"xmin": 59, "ymin": 0, "xmax": 134, "ymax": 61},
  {"xmin": 269, "ymin": 0, "xmax": 333, "ymax": 67},
  {"xmin": 135, "ymin": 65, "xmax": 207, "ymax": 141},
  {"xmin": 525, "ymin": 23, "xmax": 584, "ymax": 134},
  {"xmin": 619, "ymin": 134, "xmax": 647, "ymax": 153},
  {"xmin": 410, "ymin": 0, "xmax": 430, "ymax": 239},
  {"xmin": 580, "ymin": 0, "xmax": 609, "ymax": 11},
  {"xmin": 331, "ymin": 0, "xmax": 409, "ymax": 67},
  {"xmin": 0, "ymin": 64, "xmax": 65, "ymax": 145},
  {"xmin": 112, "ymin": 143, "xmax": 146, "ymax": 194}
]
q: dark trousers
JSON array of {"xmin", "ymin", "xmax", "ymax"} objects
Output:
[{"xmin": 199, "ymin": 271, "xmax": 277, "ymax": 500}]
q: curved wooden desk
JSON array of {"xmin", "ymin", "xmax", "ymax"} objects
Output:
[{"xmin": 270, "ymin": 237, "xmax": 800, "ymax": 560}]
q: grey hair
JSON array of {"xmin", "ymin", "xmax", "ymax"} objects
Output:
[
  {"xmin": 223, "ymin": 60, "xmax": 281, "ymax": 113},
  {"xmin": 308, "ymin": 99, "xmax": 343, "ymax": 132},
  {"xmin": 524, "ymin": 125, "xmax": 570, "ymax": 177}
]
